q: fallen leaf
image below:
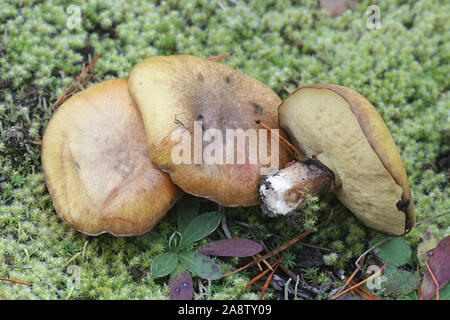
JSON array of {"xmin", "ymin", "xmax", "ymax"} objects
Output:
[
  {"xmin": 319, "ymin": 0, "xmax": 355, "ymax": 16},
  {"xmin": 417, "ymin": 229, "xmax": 440, "ymax": 265},
  {"xmin": 197, "ymin": 238, "xmax": 263, "ymax": 257},
  {"xmin": 422, "ymin": 236, "xmax": 450, "ymax": 300}
]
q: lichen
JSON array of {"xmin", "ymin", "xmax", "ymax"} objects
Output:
[{"xmin": 1, "ymin": 0, "xmax": 448, "ymax": 299}]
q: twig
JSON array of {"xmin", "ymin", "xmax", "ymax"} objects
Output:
[
  {"xmin": 215, "ymin": 0, "xmax": 227, "ymax": 10},
  {"xmin": 251, "ymin": 255, "xmax": 263, "ymax": 271},
  {"xmin": 236, "ymin": 221, "xmax": 334, "ymax": 252},
  {"xmin": 332, "ymin": 263, "xmax": 386, "ymax": 300},
  {"xmin": 417, "ymin": 264, "xmax": 423, "ymax": 300},
  {"xmin": 349, "ymin": 280, "xmax": 379, "ymax": 300},
  {"xmin": 206, "ymin": 51, "xmax": 233, "ymax": 62},
  {"xmin": 255, "ymin": 120, "xmax": 305, "ymax": 160},
  {"xmin": 222, "ymin": 208, "xmax": 342, "ymax": 277},
  {"xmin": 259, "ymin": 256, "xmax": 283, "ymax": 300},
  {"xmin": 279, "ymin": 265, "xmax": 298, "ymax": 281},
  {"xmin": 0, "ymin": 295, "xmax": 8, "ymax": 300},
  {"xmin": 415, "ymin": 211, "xmax": 450, "ymax": 227},
  {"xmin": 215, "ymin": 228, "xmax": 226, "ymax": 239},
  {"xmin": 244, "ymin": 265, "xmax": 271, "ymax": 292},
  {"xmin": 0, "ymin": 277, "xmax": 31, "ymax": 286},
  {"xmin": 257, "ymin": 240, "xmax": 274, "ymax": 270},
  {"xmin": 283, "ymin": 86, "xmax": 293, "ymax": 94},
  {"xmin": 333, "ymin": 267, "xmax": 360, "ymax": 298},
  {"xmin": 355, "ymin": 210, "xmax": 450, "ymax": 270},
  {"xmin": 355, "ymin": 236, "xmax": 392, "ymax": 270},
  {"xmin": 53, "ymin": 54, "xmax": 101, "ymax": 107},
  {"xmin": 219, "ymin": 205, "xmax": 232, "ymax": 239},
  {"xmin": 37, "ymin": 276, "xmax": 66, "ymax": 299},
  {"xmin": 64, "ymin": 73, "xmax": 95, "ymax": 99}
]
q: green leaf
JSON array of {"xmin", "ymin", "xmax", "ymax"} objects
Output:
[
  {"xmin": 181, "ymin": 211, "xmax": 221, "ymax": 245},
  {"xmin": 384, "ymin": 269, "xmax": 419, "ymax": 295},
  {"xmin": 151, "ymin": 252, "xmax": 178, "ymax": 278},
  {"xmin": 397, "ymin": 291, "xmax": 419, "ymax": 300},
  {"xmin": 177, "ymin": 197, "xmax": 200, "ymax": 234},
  {"xmin": 169, "ymin": 231, "xmax": 183, "ymax": 249},
  {"xmin": 178, "ymin": 252, "xmax": 222, "ymax": 280},
  {"xmin": 437, "ymin": 283, "xmax": 450, "ymax": 300},
  {"xmin": 370, "ymin": 235, "xmax": 411, "ymax": 267}
]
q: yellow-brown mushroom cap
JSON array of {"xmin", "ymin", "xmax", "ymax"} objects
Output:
[
  {"xmin": 279, "ymin": 84, "xmax": 415, "ymax": 236},
  {"xmin": 42, "ymin": 79, "xmax": 182, "ymax": 236},
  {"xmin": 128, "ymin": 55, "xmax": 291, "ymax": 206}
]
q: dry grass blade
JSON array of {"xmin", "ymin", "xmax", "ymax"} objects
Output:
[
  {"xmin": 53, "ymin": 53, "xmax": 101, "ymax": 107},
  {"xmin": 333, "ymin": 268, "xmax": 360, "ymax": 298},
  {"xmin": 417, "ymin": 264, "xmax": 423, "ymax": 300},
  {"xmin": 222, "ymin": 208, "xmax": 342, "ymax": 277},
  {"xmin": 283, "ymin": 86, "xmax": 293, "ymax": 94},
  {"xmin": 332, "ymin": 263, "xmax": 386, "ymax": 300},
  {"xmin": 355, "ymin": 235, "xmax": 392, "ymax": 270},
  {"xmin": 0, "ymin": 277, "xmax": 32, "ymax": 286},
  {"xmin": 256, "ymin": 120, "xmax": 305, "ymax": 160},
  {"xmin": 259, "ymin": 256, "xmax": 283, "ymax": 300},
  {"xmin": 349, "ymin": 279, "xmax": 379, "ymax": 300},
  {"xmin": 206, "ymin": 51, "xmax": 233, "ymax": 61},
  {"xmin": 424, "ymin": 259, "xmax": 439, "ymax": 300},
  {"xmin": 243, "ymin": 266, "xmax": 271, "ymax": 293},
  {"xmin": 333, "ymin": 255, "xmax": 365, "ymax": 298},
  {"xmin": 64, "ymin": 73, "xmax": 95, "ymax": 99}
]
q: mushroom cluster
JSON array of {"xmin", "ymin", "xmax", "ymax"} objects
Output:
[
  {"xmin": 42, "ymin": 56, "xmax": 415, "ymax": 237},
  {"xmin": 42, "ymin": 56, "xmax": 290, "ymax": 236}
]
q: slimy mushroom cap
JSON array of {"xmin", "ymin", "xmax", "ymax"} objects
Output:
[
  {"xmin": 42, "ymin": 79, "xmax": 182, "ymax": 236},
  {"xmin": 128, "ymin": 55, "xmax": 291, "ymax": 206}
]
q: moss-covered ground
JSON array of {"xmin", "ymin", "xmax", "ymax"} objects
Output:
[{"xmin": 0, "ymin": 0, "xmax": 448, "ymax": 299}]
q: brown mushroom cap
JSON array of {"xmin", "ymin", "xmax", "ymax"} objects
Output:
[
  {"xmin": 128, "ymin": 55, "xmax": 291, "ymax": 206},
  {"xmin": 42, "ymin": 79, "xmax": 182, "ymax": 236},
  {"xmin": 278, "ymin": 84, "xmax": 415, "ymax": 236}
]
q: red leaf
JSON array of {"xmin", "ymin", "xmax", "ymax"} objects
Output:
[
  {"xmin": 169, "ymin": 270, "xmax": 193, "ymax": 300},
  {"xmin": 422, "ymin": 236, "xmax": 450, "ymax": 300},
  {"xmin": 320, "ymin": 0, "xmax": 355, "ymax": 16},
  {"xmin": 197, "ymin": 238, "xmax": 263, "ymax": 257}
]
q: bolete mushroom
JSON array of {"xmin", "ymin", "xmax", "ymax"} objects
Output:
[
  {"xmin": 128, "ymin": 55, "xmax": 291, "ymax": 206},
  {"xmin": 42, "ymin": 79, "xmax": 182, "ymax": 236},
  {"xmin": 259, "ymin": 84, "xmax": 415, "ymax": 236}
]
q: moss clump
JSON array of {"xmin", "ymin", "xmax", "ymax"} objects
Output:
[{"xmin": 1, "ymin": 0, "xmax": 449, "ymax": 299}]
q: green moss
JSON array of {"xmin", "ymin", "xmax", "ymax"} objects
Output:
[{"xmin": 1, "ymin": 0, "xmax": 448, "ymax": 299}]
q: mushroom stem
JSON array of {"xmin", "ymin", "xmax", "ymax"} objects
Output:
[{"xmin": 258, "ymin": 158, "xmax": 335, "ymax": 217}]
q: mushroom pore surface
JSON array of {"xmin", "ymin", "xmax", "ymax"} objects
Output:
[{"xmin": 263, "ymin": 84, "xmax": 414, "ymax": 236}]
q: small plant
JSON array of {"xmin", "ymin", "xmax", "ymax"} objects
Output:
[
  {"xmin": 302, "ymin": 266, "xmax": 329, "ymax": 287},
  {"xmin": 151, "ymin": 198, "xmax": 263, "ymax": 300}
]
